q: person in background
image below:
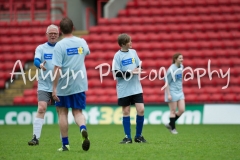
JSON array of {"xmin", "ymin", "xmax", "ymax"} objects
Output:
[{"xmin": 164, "ymin": 53, "xmax": 185, "ymax": 134}]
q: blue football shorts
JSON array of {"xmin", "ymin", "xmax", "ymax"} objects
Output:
[{"xmin": 55, "ymin": 92, "xmax": 86, "ymax": 109}]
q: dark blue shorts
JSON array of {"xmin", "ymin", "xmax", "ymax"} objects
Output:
[{"xmin": 55, "ymin": 92, "xmax": 86, "ymax": 109}]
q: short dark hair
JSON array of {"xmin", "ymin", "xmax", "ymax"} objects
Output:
[
  {"xmin": 172, "ymin": 53, "xmax": 182, "ymax": 63},
  {"xmin": 60, "ymin": 17, "xmax": 73, "ymax": 34},
  {"xmin": 118, "ymin": 33, "xmax": 130, "ymax": 47}
]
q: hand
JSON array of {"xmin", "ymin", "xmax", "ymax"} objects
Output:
[
  {"xmin": 168, "ymin": 94, "xmax": 172, "ymax": 101},
  {"xmin": 40, "ymin": 61, "xmax": 47, "ymax": 71},
  {"xmin": 52, "ymin": 90, "xmax": 60, "ymax": 102}
]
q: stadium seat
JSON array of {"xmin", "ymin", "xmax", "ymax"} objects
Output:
[
  {"xmin": 23, "ymin": 89, "xmax": 37, "ymax": 97},
  {"xmin": 0, "ymin": 80, "xmax": 5, "ymax": 88},
  {"xmin": 210, "ymin": 94, "xmax": 223, "ymax": 103},
  {"xmin": 13, "ymin": 96, "xmax": 25, "ymax": 105},
  {"xmin": 25, "ymin": 96, "xmax": 38, "ymax": 105}
]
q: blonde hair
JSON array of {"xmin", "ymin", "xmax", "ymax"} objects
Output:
[{"xmin": 46, "ymin": 24, "xmax": 59, "ymax": 33}]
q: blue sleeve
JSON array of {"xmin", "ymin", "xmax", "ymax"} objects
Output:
[{"xmin": 34, "ymin": 58, "xmax": 41, "ymax": 69}]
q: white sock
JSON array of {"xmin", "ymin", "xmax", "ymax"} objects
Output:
[{"xmin": 33, "ymin": 118, "xmax": 44, "ymax": 139}]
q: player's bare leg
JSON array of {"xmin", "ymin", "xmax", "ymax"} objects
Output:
[
  {"xmin": 28, "ymin": 101, "xmax": 47, "ymax": 146},
  {"xmin": 57, "ymin": 107, "xmax": 70, "ymax": 151},
  {"xmin": 166, "ymin": 102, "xmax": 178, "ymax": 134},
  {"xmin": 72, "ymin": 109, "xmax": 90, "ymax": 151}
]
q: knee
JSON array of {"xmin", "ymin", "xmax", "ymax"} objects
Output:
[
  {"xmin": 38, "ymin": 105, "xmax": 46, "ymax": 114},
  {"xmin": 137, "ymin": 108, "xmax": 144, "ymax": 115},
  {"xmin": 122, "ymin": 107, "xmax": 130, "ymax": 116},
  {"xmin": 178, "ymin": 109, "xmax": 185, "ymax": 115},
  {"xmin": 170, "ymin": 109, "xmax": 176, "ymax": 115},
  {"xmin": 122, "ymin": 110, "xmax": 130, "ymax": 116}
]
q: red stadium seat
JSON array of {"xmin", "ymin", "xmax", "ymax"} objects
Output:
[
  {"xmin": 23, "ymin": 89, "xmax": 37, "ymax": 97},
  {"xmin": 25, "ymin": 96, "xmax": 38, "ymax": 105},
  {"xmin": 0, "ymin": 80, "xmax": 5, "ymax": 88},
  {"xmin": 13, "ymin": 96, "xmax": 25, "ymax": 105}
]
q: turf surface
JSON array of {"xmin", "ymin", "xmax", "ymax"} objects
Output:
[{"xmin": 0, "ymin": 125, "xmax": 239, "ymax": 160}]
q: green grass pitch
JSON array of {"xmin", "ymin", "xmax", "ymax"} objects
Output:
[{"xmin": 0, "ymin": 125, "xmax": 239, "ymax": 160}]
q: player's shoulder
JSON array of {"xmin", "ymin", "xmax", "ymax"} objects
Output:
[
  {"xmin": 167, "ymin": 64, "xmax": 175, "ymax": 72},
  {"xmin": 113, "ymin": 50, "xmax": 121, "ymax": 57},
  {"xmin": 129, "ymin": 48, "xmax": 137, "ymax": 52},
  {"xmin": 72, "ymin": 36, "xmax": 87, "ymax": 42},
  {"xmin": 35, "ymin": 42, "xmax": 48, "ymax": 52},
  {"xmin": 36, "ymin": 42, "xmax": 47, "ymax": 49}
]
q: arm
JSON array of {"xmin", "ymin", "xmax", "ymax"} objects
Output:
[
  {"xmin": 166, "ymin": 84, "xmax": 172, "ymax": 101},
  {"xmin": 114, "ymin": 70, "xmax": 132, "ymax": 77},
  {"xmin": 34, "ymin": 58, "xmax": 46, "ymax": 71},
  {"xmin": 52, "ymin": 65, "xmax": 61, "ymax": 102},
  {"xmin": 34, "ymin": 58, "xmax": 41, "ymax": 69},
  {"xmin": 114, "ymin": 65, "xmax": 143, "ymax": 78},
  {"xmin": 165, "ymin": 70, "xmax": 173, "ymax": 101}
]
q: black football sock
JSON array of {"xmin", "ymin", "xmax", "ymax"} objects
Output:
[
  {"xmin": 169, "ymin": 117, "xmax": 176, "ymax": 129},
  {"xmin": 175, "ymin": 114, "xmax": 180, "ymax": 122}
]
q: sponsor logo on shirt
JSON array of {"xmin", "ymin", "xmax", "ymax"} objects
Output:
[
  {"xmin": 44, "ymin": 53, "xmax": 52, "ymax": 60},
  {"xmin": 175, "ymin": 74, "xmax": 182, "ymax": 80},
  {"xmin": 67, "ymin": 47, "xmax": 83, "ymax": 56},
  {"xmin": 122, "ymin": 58, "xmax": 135, "ymax": 66}
]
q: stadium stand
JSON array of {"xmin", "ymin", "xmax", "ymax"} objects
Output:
[
  {"xmin": 0, "ymin": 0, "xmax": 66, "ymax": 105},
  {"xmin": 0, "ymin": 0, "xmax": 239, "ymax": 105},
  {"xmin": 84, "ymin": 0, "xmax": 240, "ymax": 104}
]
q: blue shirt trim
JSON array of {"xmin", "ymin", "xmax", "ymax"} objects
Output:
[{"xmin": 47, "ymin": 42, "xmax": 56, "ymax": 47}]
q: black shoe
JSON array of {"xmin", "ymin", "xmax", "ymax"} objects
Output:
[
  {"xmin": 120, "ymin": 136, "xmax": 132, "ymax": 144},
  {"xmin": 134, "ymin": 136, "xmax": 147, "ymax": 143},
  {"xmin": 28, "ymin": 134, "xmax": 39, "ymax": 146},
  {"xmin": 81, "ymin": 129, "xmax": 90, "ymax": 151}
]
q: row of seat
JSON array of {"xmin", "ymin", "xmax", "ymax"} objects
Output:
[
  {"xmin": 1, "ymin": 40, "xmax": 238, "ymax": 54},
  {"xmin": 0, "ymin": 36, "xmax": 46, "ymax": 45},
  {"xmin": 121, "ymin": 6, "xmax": 240, "ymax": 17},
  {"xmin": 84, "ymin": 69, "xmax": 240, "ymax": 80},
  {"xmin": 0, "ymin": 53, "xmax": 33, "ymax": 62},
  {"xmin": 83, "ymin": 31, "xmax": 240, "ymax": 43},
  {"xmin": 0, "ymin": 62, "xmax": 26, "ymax": 80},
  {"xmin": 23, "ymin": 84, "xmax": 240, "ymax": 98},
  {"xmin": 27, "ymin": 78, "xmax": 240, "ymax": 92},
  {"xmin": 89, "ymin": 23, "xmax": 240, "ymax": 34},
  {"xmin": 84, "ymin": 49, "xmax": 239, "ymax": 60},
  {"xmin": 88, "ymin": 40, "xmax": 240, "ymax": 51},
  {"xmin": 185, "ymin": 93, "xmax": 239, "ymax": 103},
  {"xmin": 1, "ymin": 41, "xmax": 239, "ymax": 55},
  {"xmin": 84, "ymin": 57, "xmax": 240, "ymax": 68},
  {"xmin": 0, "ymin": 20, "xmax": 60, "ymax": 28},
  {"xmin": 0, "ymin": 0, "xmax": 48, "ymax": 11},
  {"xmin": 127, "ymin": 0, "xmax": 240, "ymax": 8},
  {"xmin": 99, "ymin": 14, "xmax": 240, "ymax": 25},
  {"xmin": 0, "ymin": 28, "xmax": 49, "ymax": 36},
  {"xmin": 13, "ymin": 92, "xmax": 239, "ymax": 105},
  {"xmin": 0, "ymin": 45, "xmax": 36, "ymax": 53}
]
